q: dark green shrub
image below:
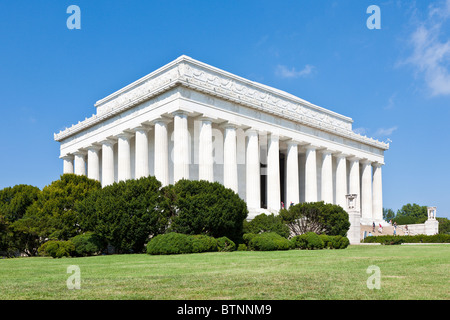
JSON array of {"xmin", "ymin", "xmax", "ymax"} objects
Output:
[
  {"xmin": 77, "ymin": 176, "xmax": 167, "ymax": 254},
  {"xmin": 291, "ymin": 234, "xmax": 308, "ymax": 249},
  {"xmin": 363, "ymin": 234, "xmax": 450, "ymax": 244},
  {"xmin": 319, "ymin": 235, "xmax": 333, "ymax": 249},
  {"xmin": 70, "ymin": 233, "xmax": 105, "ymax": 257},
  {"xmin": 247, "ymin": 232, "xmax": 292, "ymax": 251},
  {"xmin": 237, "ymin": 244, "xmax": 248, "ymax": 251},
  {"xmin": 146, "ymin": 233, "xmax": 193, "ymax": 255},
  {"xmin": 279, "ymin": 201, "xmax": 350, "ymax": 237},
  {"xmin": 216, "ymin": 236, "xmax": 236, "ymax": 252},
  {"xmin": 242, "ymin": 233, "xmax": 257, "ymax": 245},
  {"xmin": 305, "ymin": 232, "xmax": 324, "ymax": 250},
  {"xmin": 161, "ymin": 180, "xmax": 248, "ymax": 243},
  {"xmin": 38, "ymin": 240, "xmax": 75, "ymax": 258},
  {"xmin": 336, "ymin": 236, "xmax": 350, "ymax": 249},
  {"xmin": 146, "ymin": 233, "xmax": 219, "ymax": 255},
  {"xmin": 243, "ymin": 213, "xmax": 290, "ymax": 238},
  {"xmin": 191, "ymin": 235, "xmax": 218, "ymax": 253},
  {"xmin": 25, "ymin": 174, "xmax": 102, "ymax": 242}
]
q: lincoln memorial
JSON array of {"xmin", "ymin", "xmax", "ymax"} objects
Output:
[{"xmin": 54, "ymin": 55, "xmax": 389, "ymax": 225}]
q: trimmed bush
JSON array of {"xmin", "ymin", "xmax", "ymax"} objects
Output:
[
  {"xmin": 319, "ymin": 235, "xmax": 334, "ymax": 249},
  {"xmin": 242, "ymin": 233, "xmax": 257, "ymax": 245},
  {"xmin": 363, "ymin": 234, "xmax": 450, "ymax": 244},
  {"xmin": 279, "ymin": 201, "xmax": 350, "ymax": 237},
  {"xmin": 336, "ymin": 235, "xmax": 350, "ymax": 249},
  {"xmin": 70, "ymin": 233, "xmax": 105, "ymax": 257},
  {"xmin": 305, "ymin": 232, "xmax": 324, "ymax": 250},
  {"xmin": 247, "ymin": 232, "xmax": 292, "ymax": 251},
  {"xmin": 217, "ymin": 236, "xmax": 236, "ymax": 252},
  {"xmin": 191, "ymin": 235, "xmax": 218, "ymax": 253},
  {"xmin": 161, "ymin": 180, "xmax": 248, "ymax": 243},
  {"xmin": 243, "ymin": 213, "xmax": 290, "ymax": 238},
  {"xmin": 291, "ymin": 234, "xmax": 308, "ymax": 249},
  {"xmin": 38, "ymin": 240, "xmax": 75, "ymax": 258},
  {"xmin": 147, "ymin": 233, "xmax": 193, "ymax": 255},
  {"xmin": 77, "ymin": 176, "xmax": 167, "ymax": 254},
  {"xmin": 237, "ymin": 244, "xmax": 248, "ymax": 251},
  {"xmin": 146, "ymin": 233, "xmax": 220, "ymax": 255}
]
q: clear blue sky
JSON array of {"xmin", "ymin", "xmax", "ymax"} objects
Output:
[{"xmin": 0, "ymin": 1, "xmax": 449, "ymax": 218}]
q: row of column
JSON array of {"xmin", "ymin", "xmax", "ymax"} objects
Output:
[
  {"xmin": 62, "ymin": 111, "xmax": 383, "ymax": 223},
  {"xmin": 62, "ymin": 112, "xmax": 240, "ymax": 193}
]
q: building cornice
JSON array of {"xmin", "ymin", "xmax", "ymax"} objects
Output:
[{"xmin": 54, "ymin": 55, "xmax": 389, "ymax": 150}]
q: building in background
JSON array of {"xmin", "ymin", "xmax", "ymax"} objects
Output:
[{"xmin": 54, "ymin": 56, "xmax": 389, "ymax": 226}]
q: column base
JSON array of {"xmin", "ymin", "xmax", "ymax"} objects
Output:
[{"xmin": 347, "ymin": 212, "xmax": 361, "ymax": 245}]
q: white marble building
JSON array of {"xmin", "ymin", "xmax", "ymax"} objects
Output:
[{"xmin": 54, "ymin": 55, "xmax": 389, "ymax": 224}]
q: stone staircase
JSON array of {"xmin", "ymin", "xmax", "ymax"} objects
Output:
[{"xmin": 360, "ymin": 224, "xmax": 405, "ymax": 239}]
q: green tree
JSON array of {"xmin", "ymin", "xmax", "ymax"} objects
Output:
[
  {"xmin": 394, "ymin": 203, "xmax": 428, "ymax": 224},
  {"xmin": 383, "ymin": 208, "xmax": 395, "ymax": 221},
  {"xmin": 437, "ymin": 217, "xmax": 450, "ymax": 235},
  {"xmin": 0, "ymin": 185, "xmax": 41, "ymax": 222},
  {"xmin": 21, "ymin": 174, "xmax": 101, "ymax": 244},
  {"xmin": 162, "ymin": 179, "xmax": 248, "ymax": 242},
  {"xmin": 0, "ymin": 185, "xmax": 41, "ymax": 257},
  {"xmin": 76, "ymin": 176, "xmax": 168, "ymax": 254},
  {"xmin": 243, "ymin": 213, "xmax": 290, "ymax": 238},
  {"xmin": 279, "ymin": 202, "xmax": 350, "ymax": 237}
]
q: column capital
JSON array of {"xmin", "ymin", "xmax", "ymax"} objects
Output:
[
  {"xmin": 195, "ymin": 114, "xmax": 217, "ymax": 123},
  {"xmin": 285, "ymin": 139, "xmax": 299, "ymax": 147},
  {"xmin": 149, "ymin": 116, "xmax": 172, "ymax": 126},
  {"xmin": 372, "ymin": 161, "xmax": 384, "ymax": 168},
  {"xmin": 172, "ymin": 109, "xmax": 191, "ymax": 118},
  {"xmin": 219, "ymin": 120, "xmax": 241, "ymax": 130},
  {"xmin": 116, "ymin": 131, "xmax": 134, "ymax": 140},
  {"xmin": 334, "ymin": 152, "xmax": 351, "ymax": 159},
  {"xmin": 87, "ymin": 144, "xmax": 102, "ymax": 152},
  {"xmin": 73, "ymin": 150, "xmax": 87, "ymax": 156},
  {"xmin": 245, "ymin": 127, "xmax": 259, "ymax": 135},
  {"xmin": 132, "ymin": 124, "xmax": 152, "ymax": 133},
  {"xmin": 348, "ymin": 156, "xmax": 362, "ymax": 162},
  {"xmin": 320, "ymin": 149, "xmax": 334, "ymax": 156},
  {"xmin": 361, "ymin": 158, "xmax": 373, "ymax": 165},
  {"xmin": 100, "ymin": 137, "xmax": 117, "ymax": 146},
  {"xmin": 303, "ymin": 143, "xmax": 321, "ymax": 151},
  {"xmin": 60, "ymin": 154, "xmax": 74, "ymax": 160}
]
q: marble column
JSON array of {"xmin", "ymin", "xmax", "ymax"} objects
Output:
[
  {"xmin": 285, "ymin": 141, "xmax": 299, "ymax": 206},
  {"xmin": 246, "ymin": 129, "xmax": 260, "ymax": 209},
  {"xmin": 62, "ymin": 155, "xmax": 74, "ymax": 174},
  {"xmin": 321, "ymin": 150, "xmax": 333, "ymax": 204},
  {"xmin": 304, "ymin": 145, "xmax": 318, "ymax": 202},
  {"xmin": 87, "ymin": 145, "xmax": 101, "ymax": 181},
  {"xmin": 101, "ymin": 139, "xmax": 116, "ymax": 187},
  {"xmin": 154, "ymin": 119, "xmax": 169, "ymax": 186},
  {"xmin": 198, "ymin": 118, "xmax": 214, "ymax": 182},
  {"xmin": 372, "ymin": 162, "xmax": 383, "ymax": 222},
  {"xmin": 117, "ymin": 132, "xmax": 133, "ymax": 182},
  {"xmin": 267, "ymin": 133, "xmax": 281, "ymax": 211},
  {"xmin": 361, "ymin": 160, "xmax": 373, "ymax": 224},
  {"xmin": 134, "ymin": 126, "xmax": 150, "ymax": 179},
  {"xmin": 223, "ymin": 124, "xmax": 238, "ymax": 193},
  {"xmin": 335, "ymin": 153, "xmax": 348, "ymax": 208},
  {"xmin": 173, "ymin": 111, "xmax": 190, "ymax": 182},
  {"xmin": 348, "ymin": 157, "xmax": 361, "ymax": 211},
  {"xmin": 73, "ymin": 151, "xmax": 86, "ymax": 176}
]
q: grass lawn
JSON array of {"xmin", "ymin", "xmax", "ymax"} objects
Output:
[{"xmin": 0, "ymin": 245, "xmax": 449, "ymax": 300}]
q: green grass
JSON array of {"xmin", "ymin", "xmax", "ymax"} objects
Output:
[{"xmin": 0, "ymin": 245, "xmax": 449, "ymax": 300}]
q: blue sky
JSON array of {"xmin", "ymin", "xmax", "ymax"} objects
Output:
[{"xmin": 0, "ymin": 1, "xmax": 449, "ymax": 218}]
